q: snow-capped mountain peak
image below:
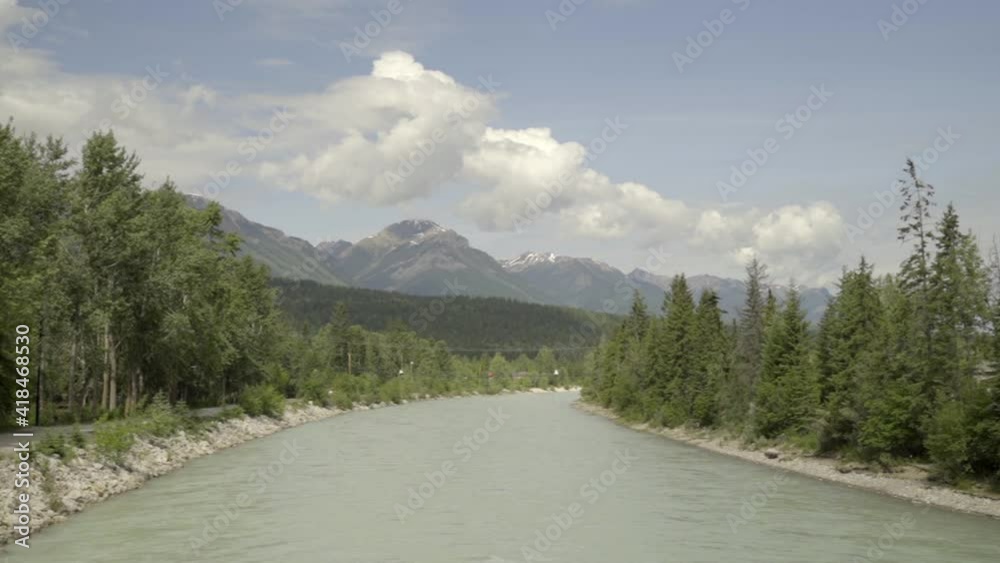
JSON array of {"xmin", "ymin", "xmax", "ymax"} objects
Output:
[{"xmin": 503, "ymin": 251, "xmax": 559, "ymax": 269}]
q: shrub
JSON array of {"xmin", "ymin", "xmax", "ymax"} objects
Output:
[
  {"xmin": 378, "ymin": 378, "xmax": 403, "ymax": 404},
  {"xmin": 38, "ymin": 432, "xmax": 74, "ymax": 460},
  {"xmin": 299, "ymin": 371, "xmax": 334, "ymax": 407},
  {"xmin": 70, "ymin": 425, "xmax": 88, "ymax": 449},
  {"xmin": 140, "ymin": 392, "xmax": 187, "ymax": 437},
  {"xmin": 332, "ymin": 392, "xmax": 354, "ymax": 411},
  {"xmin": 94, "ymin": 421, "xmax": 136, "ymax": 464},
  {"xmin": 239, "ymin": 384, "xmax": 286, "ymax": 418}
]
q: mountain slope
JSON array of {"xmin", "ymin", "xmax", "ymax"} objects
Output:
[
  {"xmin": 186, "ymin": 195, "xmax": 346, "ymax": 286},
  {"xmin": 501, "ymin": 252, "xmax": 665, "ymax": 314},
  {"xmin": 321, "ymin": 220, "xmax": 543, "ymax": 303},
  {"xmin": 186, "ymin": 197, "xmax": 832, "ymax": 322}
]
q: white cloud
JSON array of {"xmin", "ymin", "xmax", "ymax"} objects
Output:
[
  {"xmin": 691, "ymin": 203, "xmax": 847, "ymax": 285},
  {"xmin": 258, "ymin": 51, "xmax": 495, "ymax": 205},
  {"xmin": 0, "ymin": 0, "xmax": 28, "ymax": 29},
  {"xmin": 0, "ymin": 15, "xmax": 295, "ymax": 188},
  {"xmin": 753, "ymin": 202, "xmax": 844, "ymax": 255},
  {"xmin": 0, "ymin": 33, "xmax": 849, "ymax": 283},
  {"xmin": 458, "ymin": 125, "xmax": 693, "ymax": 239}
]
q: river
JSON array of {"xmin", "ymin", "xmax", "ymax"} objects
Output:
[{"xmin": 16, "ymin": 392, "xmax": 1000, "ymax": 562}]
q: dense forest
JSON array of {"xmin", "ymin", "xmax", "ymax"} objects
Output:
[
  {"xmin": 272, "ymin": 279, "xmax": 615, "ymax": 353},
  {"xmin": 585, "ymin": 160, "xmax": 1000, "ymax": 485},
  {"xmin": 0, "ymin": 124, "xmax": 584, "ymax": 426}
]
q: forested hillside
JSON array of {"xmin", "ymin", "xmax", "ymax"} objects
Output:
[
  {"xmin": 585, "ymin": 160, "xmax": 1000, "ymax": 486},
  {"xmin": 0, "ymin": 124, "xmax": 586, "ymax": 425},
  {"xmin": 272, "ymin": 279, "xmax": 616, "ymax": 354}
]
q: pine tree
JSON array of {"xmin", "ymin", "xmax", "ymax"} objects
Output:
[
  {"xmin": 817, "ymin": 258, "xmax": 882, "ymax": 451},
  {"xmin": 928, "ymin": 204, "xmax": 989, "ymax": 394},
  {"xmin": 726, "ymin": 257, "xmax": 768, "ymax": 426},
  {"xmin": 763, "ymin": 289, "xmax": 779, "ymax": 331},
  {"xmin": 649, "ymin": 275, "xmax": 697, "ymax": 426},
  {"xmin": 691, "ymin": 289, "xmax": 728, "ymax": 426},
  {"xmin": 626, "ymin": 289, "xmax": 650, "ymax": 345},
  {"xmin": 896, "ymin": 159, "xmax": 936, "ymax": 387},
  {"xmin": 754, "ymin": 287, "xmax": 819, "ymax": 438},
  {"xmin": 854, "ymin": 275, "xmax": 924, "ymax": 461}
]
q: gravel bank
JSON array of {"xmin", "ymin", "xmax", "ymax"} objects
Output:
[
  {"xmin": 0, "ymin": 403, "xmax": 348, "ymax": 545},
  {"xmin": 574, "ymin": 400, "xmax": 1000, "ymax": 519}
]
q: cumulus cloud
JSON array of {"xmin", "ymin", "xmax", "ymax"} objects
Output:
[
  {"xmin": 0, "ymin": 12, "xmax": 243, "ymax": 187},
  {"xmin": 691, "ymin": 203, "xmax": 847, "ymax": 285},
  {"xmin": 258, "ymin": 51, "xmax": 495, "ymax": 204},
  {"xmin": 256, "ymin": 53, "xmax": 691, "ymax": 239},
  {"xmin": 0, "ymin": 31, "xmax": 848, "ymax": 282},
  {"xmin": 456, "ymin": 124, "xmax": 692, "ymax": 238}
]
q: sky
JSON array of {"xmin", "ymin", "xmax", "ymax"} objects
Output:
[{"xmin": 2, "ymin": 0, "xmax": 998, "ymax": 286}]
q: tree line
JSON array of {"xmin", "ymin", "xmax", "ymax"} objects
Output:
[
  {"xmin": 0, "ymin": 124, "xmax": 583, "ymax": 426},
  {"xmin": 585, "ymin": 160, "xmax": 1000, "ymax": 485},
  {"xmin": 271, "ymin": 279, "xmax": 615, "ymax": 353}
]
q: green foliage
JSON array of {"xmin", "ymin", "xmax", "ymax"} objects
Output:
[
  {"xmin": 239, "ymin": 385, "xmax": 286, "ymax": 418},
  {"xmin": 924, "ymin": 400, "xmax": 970, "ymax": 482},
  {"xmin": 299, "ymin": 370, "xmax": 336, "ymax": 407},
  {"xmin": 378, "ymin": 378, "xmax": 404, "ymax": 404},
  {"xmin": 272, "ymin": 279, "xmax": 616, "ymax": 354},
  {"xmin": 753, "ymin": 288, "xmax": 819, "ymax": 438},
  {"xmin": 137, "ymin": 392, "xmax": 190, "ymax": 437},
  {"xmin": 93, "ymin": 421, "xmax": 136, "ymax": 464},
  {"xmin": 70, "ymin": 425, "xmax": 88, "ymax": 448},
  {"xmin": 38, "ymin": 432, "xmax": 75, "ymax": 460},
  {"xmin": 585, "ymin": 163, "xmax": 999, "ymax": 485}
]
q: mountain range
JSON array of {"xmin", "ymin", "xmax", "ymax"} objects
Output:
[{"xmin": 185, "ymin": 195, "xmax": 832, "ymax": 323}]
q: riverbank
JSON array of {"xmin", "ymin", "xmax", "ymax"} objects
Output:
[
  {"xmin": 574, "ymin": 400, "xmax": 1000, "ymax": 519},
  {"xmin": 0, "ymin": 387, "xmax": 580, "ymax": 545}
]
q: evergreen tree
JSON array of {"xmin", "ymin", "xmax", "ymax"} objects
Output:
[
  {"xmin": 896, "ymin": 158, "xmax": 936, "ymax": 387},
  {"xmin": 726, "ymin": 257, "xmax": 768, "ymax": 426},
  {"xmin": 853, "ymin": 275, "xmax": 924, "ymax": 461},
  {"xmin": 754, "ymin": 287, "xmax": 819, "ymax": 438},
  {"xmin": 691, "ymin": 289, "xmax": 728, "ymax": 426},
  {"xmin": 818, "ymin": 258, "xmax": 882, "ymax": 451},
  {"xmin": 928, "ymin": 204, "xmax": 989, "ymax": 394},
  {"xmin": 649, "ymin": 275, "xmax": 697, "ymax": 425}
]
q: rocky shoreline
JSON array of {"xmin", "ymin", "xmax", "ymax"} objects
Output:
[
  {"xmin": 0, "ymin": 387, "xmax": 579, "ymax": 545},
  {"xmin": 0, "ymin": 403, "xmax": 349, "ymax": 546},
  {"xmin": 574, "ymin": 400, "xmax": 1000, "ymax": 519}
]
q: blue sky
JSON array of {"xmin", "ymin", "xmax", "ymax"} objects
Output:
[{"xmin": 2, "ymin": 0, "xmax": 998, "ymax": 284}]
